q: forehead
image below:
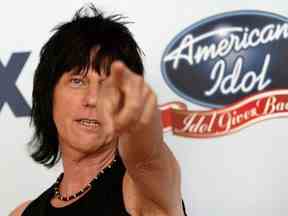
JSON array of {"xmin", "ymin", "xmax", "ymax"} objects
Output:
[{"xmin": 61, "ymin": 67, "xmax": 107, "ymax": 80}]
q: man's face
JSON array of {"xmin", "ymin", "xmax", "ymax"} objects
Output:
[{"xmin": 52, "ymin": 69, "xmax": 111, "ymax": 154}]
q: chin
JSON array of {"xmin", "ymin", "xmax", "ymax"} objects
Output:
[{"xmin": 75, "ymin": 140, "xmax": 104, "ymax": 153}]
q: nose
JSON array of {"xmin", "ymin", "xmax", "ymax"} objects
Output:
[{"xmin": 83, "ymin": 84, "xmax": 99, "ymax": 108}]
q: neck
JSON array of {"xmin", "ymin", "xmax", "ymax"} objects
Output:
[{"xmin": 59, "ymin": 143, "xmax": 117, "ymax": 196}]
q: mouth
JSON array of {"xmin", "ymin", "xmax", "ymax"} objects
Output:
[{"xmin": 75, "ymin": 119, "xmax": 101, "ymax": 130}]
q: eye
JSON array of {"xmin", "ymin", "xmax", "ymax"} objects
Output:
[{"xmin": 70, "ymin": 77, "xmax": 86, "ymax": 87}]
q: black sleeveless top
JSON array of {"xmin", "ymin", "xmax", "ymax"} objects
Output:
[{"xmin": 22, "ymin": 154, "xmax": 187, "ymax": 215}]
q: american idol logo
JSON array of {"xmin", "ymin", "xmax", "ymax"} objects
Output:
[
  {"xmin": 161, "ymin": 10, "xmax": 288, "ymax": 108},
  {"xmin": 159, "ymin": 11, "xmax": 288, "ymax": 137}
]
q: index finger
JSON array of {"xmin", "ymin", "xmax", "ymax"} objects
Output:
[
  {"xmin": 110, "ymin": 61, "xmax": 143, "ymax": 90},
  {"xmin": 109, "ymin": 61, "xmax": 126, "ymax": 88}
]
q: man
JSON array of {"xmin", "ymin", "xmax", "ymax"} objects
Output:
[{"xmin": 10, "ymin": 4, "xmax": 187, "ymax": 215}]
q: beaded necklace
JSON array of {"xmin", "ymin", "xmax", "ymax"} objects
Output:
[{"xmin": 54, "ymin": 157, "xmax": 117, "ymax": 201}]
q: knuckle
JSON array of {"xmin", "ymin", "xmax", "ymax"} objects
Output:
[
  {"xmin": 130, "ymin": 115, "xmax": 139, "ymax": 125},
  {"xmin": 129, "ymin": 101, "xmax": 142, "ymax": 111},
  {"xmin": 138, "ymin": 117, "xmax": 150, "ymax": 127}
]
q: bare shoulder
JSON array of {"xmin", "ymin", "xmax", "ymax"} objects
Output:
[{"xmin": 9, "ymin": 201, "xmax": 31, "ymax": 216}]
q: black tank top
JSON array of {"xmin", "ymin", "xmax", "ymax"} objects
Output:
[
  {"xmin": 22, "ymin": 154, "xmax": 187, "ymax": 216},
  {"xmin": 22, "ymin": 154, "xmax": 131, "ymax": 215}
]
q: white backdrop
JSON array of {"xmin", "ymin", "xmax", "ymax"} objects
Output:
[{"xmin": 1, "ymin": 1, "xmax": 288, "ymax": 215}]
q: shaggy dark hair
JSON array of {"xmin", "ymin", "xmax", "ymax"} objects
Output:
[{"xmin": 28, "ymin": 4, "xmax": 144, "ymax": 168}]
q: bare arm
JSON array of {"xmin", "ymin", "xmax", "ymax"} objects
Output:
[
  {"xmin": 9, "ymin": 201, "xmax": 31, "ymax": 216},
  {"xmin": 97, "ymin": 61, "xmax": 183, "ymax": 214}
]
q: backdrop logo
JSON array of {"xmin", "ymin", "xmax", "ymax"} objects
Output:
[
  {"xmin": 0, "ymin": 52, "xmax": 31, "ymax": 117},
  {"xmin": 160, "ymin": 10, "xmax": 288, "ymax": 137}
]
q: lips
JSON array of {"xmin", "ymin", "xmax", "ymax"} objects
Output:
[{"xmin": 76, "ymin": 119, "xmax": 101, "ymax": 131}]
